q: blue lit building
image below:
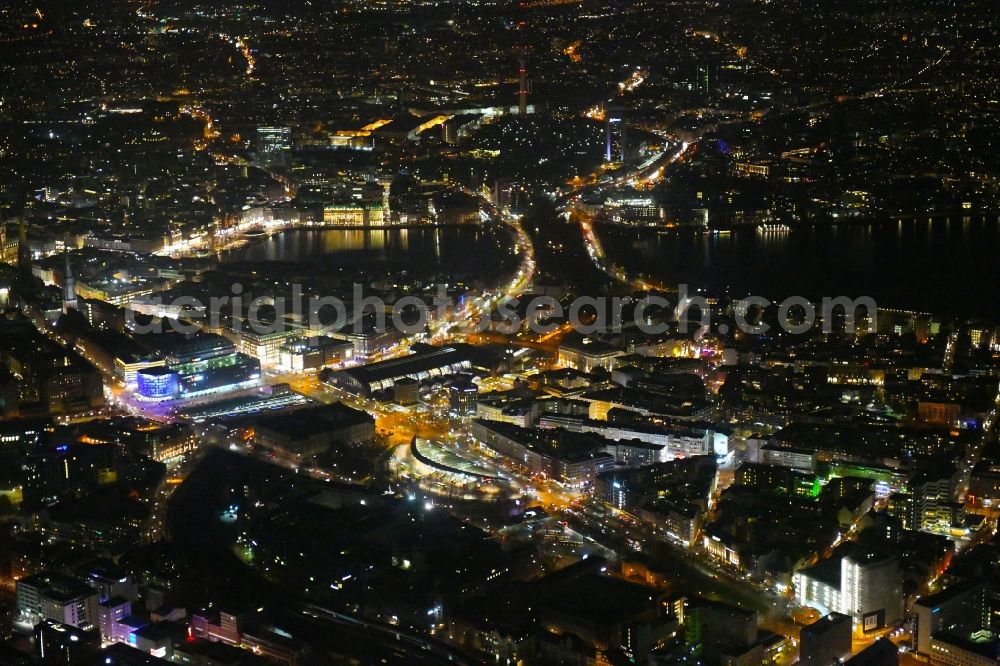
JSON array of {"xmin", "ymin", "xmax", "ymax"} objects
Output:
[
  {"xmin": 136, "ymin": 367, "xmax": 181, "ymax": 401},
  {"xmin": 133, "ymin": 334, "xmax": 262, "ymax": 401}
]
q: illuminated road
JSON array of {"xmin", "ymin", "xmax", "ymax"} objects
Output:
[
  {"xmin": 567, "ymin": 142, "xmax": 690, "ymax": 292},
  {"xmin": 143, "ymin": 451, "xmax": 204, "ymax": 543},
  {"xmin": 956, "ymin": 379, "xmax": 1000, "ymax": 502},
  {"xmin": 434, "ymin": 187, "xmax": 536, "ymax": 340}
]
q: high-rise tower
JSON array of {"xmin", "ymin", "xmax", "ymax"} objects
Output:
[
  {"xmin": 605, "ymin": 108, "xmax": 627, "ymax": 163},
  {"xmin": 514, "ymin": 1, "xmax": 532, "ymax": 116},
  {"xmin": 62, "ymin": 240, "xmax": 78, "ymax": 313}
]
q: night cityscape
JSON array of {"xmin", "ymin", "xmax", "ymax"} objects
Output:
[{"xmin": 0, "ymin": 0, "xmax": 998, "ymax": 664}]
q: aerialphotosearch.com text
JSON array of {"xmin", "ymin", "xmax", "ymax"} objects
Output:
[{"xmin": 127, "ymin": 283, "xmax": 877, "ymax": 338}]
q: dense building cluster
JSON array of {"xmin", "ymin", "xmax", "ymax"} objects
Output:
[{"xmin": 0, "ymin": 0, "xmax": 997, "ymax": 664}]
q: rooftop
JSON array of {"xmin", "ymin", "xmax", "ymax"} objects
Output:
[{"xmin": 254, "ymin": 402, "xmax": 373, "ymax": 439}]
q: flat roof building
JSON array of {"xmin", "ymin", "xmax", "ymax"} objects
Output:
[
  {"xmin": 254, "ymin": 403, "xmax": 376, "ymax": 457},
  {"xmin": 915, "ymin": 579, "xmax": 990, "ymax": 657},
  {"xmin": 844, "ymin": 637, "xmax": 899, "ymax": 666},
  {"xmin": 558, "ymin": 335, "xmax": 622, "ymax": 373},
  {"xmin": 799, "ymin": 612, "xmax": 852, "ymax": 666}
]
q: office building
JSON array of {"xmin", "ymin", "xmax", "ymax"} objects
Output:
[
  {"xmin": 113, "ymin": 353, "xmax": 166, "ymax": 388},
  {"xmin": 35, "ymin": 620, "xmax": 99, "ymax": 665},
  {"xmin": 135, "ymin": 333, "xmax": 262, "ymax": 400},
  {"xmin": 907, "ymin": 469, "xmax": 965, "ymax": 533},
  {"xmin": 277, "ymin": 336, "xmax": 353, "ymax": 372},
  {"xmin": 969, "ymin": 463, "xmax": 1000, "ymax": 507},
  {"xmin": 256, "ymin": 126, "xmax": 292, "ymax": 167},
  {"xmin": 684, "ymin": 600, "xmax": 761, "ymax": 666},
  {"xmin": 842, "ymin": 553, "xmax": 904, "ymax": 632},
  {"xmin": 98, "ymin": 598, "xmax": 132, "ymax": 643},
  {"xmin": 915, "ymin": 580, "xmax": 990, "ymax": 656},
  {"xmin": 928, "ymin": 633, "xmax": 1000, "ymax": 666},
  {"xmin": 62, "ymin": 248, "xmax": 78, "ymax": 313},
  {"xmin": 799, "ymin": 612, "xmax": 852, "ymax": 666},
  {"xmin": 85, "ymin": 565, "xmax": 138, "ymax": 604},
  {"xmin": 605, "ymin": 109, "xmax": 627, "ymax": 163},
  {"xmin": 17, "ymin": 572, "xmax": 100, "ymax": 628},
  {"xmin": 760, "ymin": 445, "xmax": 816, "ymax": 472},
  {"xmin": 327, "ymin": 313, "xmax": 403, "ymax": 358},
  {"xmin": 131, "ymin": 621, "xmax": 187, "ymax": 660},
  {"xmin": 155, "ymin": 332, "xmax": 236, "ymax": 365},
  {"xmin": 471, "ymin": 419, "xmax": 614, "ymax": 486},
  {"xmin": 794, "ymin": 553, "xmax": 903, "ymax": 633},
  {"xmin": 449, "ymin": 381, "xmax": 479, "ymax": 416},
  {"xmin": 238, "ymin": 326, "xmax": 299, "ymax": 366}
]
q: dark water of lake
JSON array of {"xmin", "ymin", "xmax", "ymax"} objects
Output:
[
  {"xmin": 595, "ymin": 216, "xmax": 1000, "ymax": 318},
  {"xmin": 222, "ymin": 218, "xmax": 999, "ymax": 318},
  {"xmin": 220, "ymin": 226, "xmax": 517, "ymax": 282}
]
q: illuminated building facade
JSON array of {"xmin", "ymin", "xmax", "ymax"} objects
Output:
[
  {"xmin": 557, "ymin": 336, "xmax": 622, "ymax": 373},
  {"xmin": 113, "ymin": 353, "xmax": 166, "ymax": 388},
  {"xmin": 448, "ymin": 381, "xmax": 479, "ymax": 416},
  {"xmin": 173, "ymin": 353, "xmax": 261, "ymax": 398},
  {"xmin": 794, "ymin": 553, "xmax": 903, "ymax": 632},
  {"xmin": 325, "ymin": 344, "xmax": 475, "ymax": 397},
  {"xmin": 136, "ymin": 367, "xmax": 180, "ymax": 400},
  {"xmin": 322, "ymin": 203, "xmax": 385, "ymax": 227},
  {"xmin": 278, "ymin": 337, "xmax": 353, "ymax": 372},
  {"xmin": 134, "ymin": 334, "xmax": 262, "ymax": 400},
  {"xmin": 238, "ymin": 327, "xmax": 299, "ymax": 366},
  {"xmin": 17, "ymin": 573, "xmax": 99, "ymax": 628}
]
